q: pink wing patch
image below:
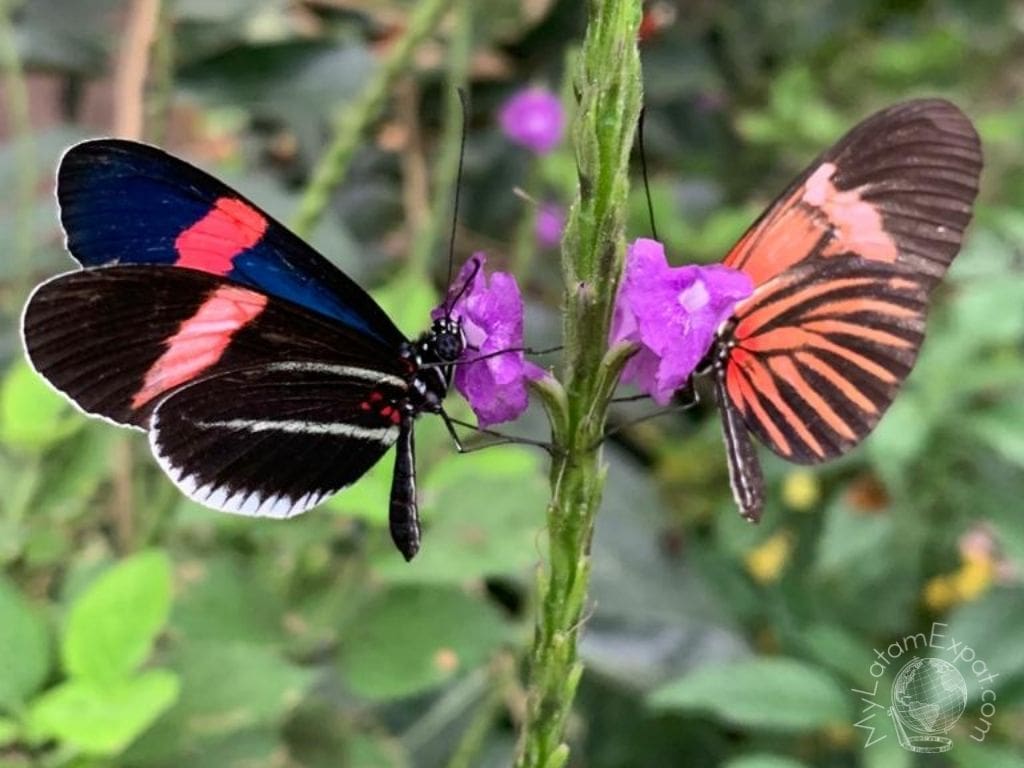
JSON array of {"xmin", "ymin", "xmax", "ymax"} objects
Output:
[
  {"xmin": 132, "ymin": 285, "xmax": 268, "ymax": 409},
  {"xmin": 802, "ymin": 163, "xmax": 899, "ymax": 263},
  {"xmin": 175, "ymin": 197, "xmax": 268, "ymax": 275}
]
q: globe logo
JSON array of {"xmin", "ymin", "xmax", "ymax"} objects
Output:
[{"xmin": 889, "ymin": 657, "xmax": 968, "ymax": 753}]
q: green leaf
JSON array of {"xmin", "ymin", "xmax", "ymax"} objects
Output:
[
  {"xmin": 687, "ymin": 205, "xmax": 762, "ymax": 262},
  {"xmin": 950, "ymin": 276, "xmax": 1024, "ymax": 345},
  {"xmin": 339, "ymin": 585, "xmax": 508, "ymax": 701},
  {"xmin": 0, "ymin": 716, "xmax": 19, "ymax": 747},
  {"xmin": 171, "ymin": 555, "xmax": 285, "ymax": 645},
  {"xmin": 723, "ymin": 756, "xmax": 810, "ymax": 768},
  {"xmin": 950, "ymin": 739, "xmax": 1024, "ymax": 768},
  {"xmin": 63, "ymin": 550, "xmax": 173, "ymax": 684},
  {"xmin": 867, "ymin": 28, "xmax": 965, "ymax": 83},
  {"xmin": 32, "ymin": 426, "xmax": 116, "ymax": 520},
  {"xmin": 127, "ymin": 723, "xmax": 286, "ymax": 768},
  {"xmin": 812, "ymin": 500, "xmax": 921, "ymax": 633},
  {"xmin": 350, "ymin": 733, "xmax": 408, "ymax": 768},
  {"xmin": 0, "ymin": 576, "xmax": 51, "ymax": 710},
  {"xmin": 865, "ymin": 393, "xmax": 931, "ymax": 479},
  {"xmin": 177, "ymin": 728, "xmax": 285, "ymax": 768},
  {"xmin": 944, "ymin": 588, "xmax": 1024, "ymax": 700},
  {"xmin": 648, "ymin": 657, "xmax": 850, "ymax": 731},
  {"xmin": 793, "ymin": 623, "xmax": 874, "ymax": 683},
  {"xmin": 987, "ymin": 498, "xmax": 1024, "ymax": 573},
  {"xmin": 814, "ymin": 500, "xmax": 897, "ymax": 579},
  {"xmin": 181, "ymin": 42, "xmax": 375, "ymax": 114},
  {"xmin": 967, "ymin": 405, "xmax": 1024, "ymax": 467},
  {"xmin": 173, "ymin": 641, "xmax": 313, "ymax": 732},
  {"xmin": 0, "ymin": 361, "xmax": 81, "ymax": 452},
  {"xmin": 861, "ymin": 733, "xmax": 912, "ymax": 768},
  {"xmin": 29, "ymin": 669, "xmax": 179, "ymax": 756},
  {"xmin": 737, "ymin": 67, "xmax": 844, "ymax": 147}
]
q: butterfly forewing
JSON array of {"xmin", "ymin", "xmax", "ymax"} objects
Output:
[
  {"xmin": 23, "ymin": 266, "xmax": 407, "ymax": 429},
  {"xmin": 58, "ymin": 139, "xmax": 406, "ymax": 345},
  {"xmin": 724, "ymin": 99, "xmax": 982, "ymax": 288},
  {"xmin": 716, "ymin": 99, "xmax": 982, "ymax": 466}
]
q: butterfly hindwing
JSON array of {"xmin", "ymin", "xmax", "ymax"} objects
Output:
[
  {"xmin": 22, "ymin": 266, "xmax": 408, "ymax": 428},
  {"xmin": 723, "ymin": 256, "xmax": 929, "ymax": 464},
  {"xmin": 151, "ymin": 363, "xmax": 405, "ymax": 519},
  {"xmin": 58, "ymin": 139, "xmax": 405, "ymax": 345}
]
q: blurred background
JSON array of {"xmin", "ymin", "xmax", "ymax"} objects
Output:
[{"xmin": 1, "ymin": 1, "xmax": 1023, "ymax": 766}]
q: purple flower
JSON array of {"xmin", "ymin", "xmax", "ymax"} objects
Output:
[
  {"xmin": 499, "ymin": 87, "xmax": 564, "ymax": 154},
  {"xmin": 433, "ymin": 254, "xmax": 545, "ymax": 427},
  {"xmin": 535, "ymin": 203, "xmax": 565, "ymax": 249},
  {"xmin": 610, "ymin": 238, "xmax": 753, "ymax": 405}
]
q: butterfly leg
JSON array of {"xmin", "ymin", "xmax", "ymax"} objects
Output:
[
  {"xmin": 608, "ymin": 393, "xmax": 650, "ymax": 404},
  {"xmin": 599, "ymin": 379, "xmax": 701, "ymax": 443},
  {"xmin": 419, "ymin": 345, "xmax": 563, "ymax": 371},
  {"xmin": 389, "ymin": 415, "xmax": 421, "ymax": 561},
  {"xmin": 439, "ymin": 409, "xmax": 556, "ymax": 455}
]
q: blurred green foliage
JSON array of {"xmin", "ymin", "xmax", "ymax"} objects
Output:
[{"xmin": 0, "ymin": 0, "xmax": 1022, "ymax": 766}]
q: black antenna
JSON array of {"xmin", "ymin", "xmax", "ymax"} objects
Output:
[
  {"xmin": 444, "ymin": 88, "xmax": 470, "ymax": 317},
  {"xmin": 638, "ymin": 107, "xmax": 659, "ymax": 242},
  {"xmin": 447, "ymin": 255, "xmax": 482, "ymax": 311}
]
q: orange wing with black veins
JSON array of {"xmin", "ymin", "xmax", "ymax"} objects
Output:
[{"xmin": 718, "ymin": 99, "xmax": 982, "ymax": 462}]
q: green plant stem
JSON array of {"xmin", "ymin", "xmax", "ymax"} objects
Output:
[
  {"xmin": 516, "ymin": 2, "xmax": 643, "ymax": 767},
  {"xmin": 409, "ymin": 0, "xmax": 471, "ymax": 277},
  {"xmin": 0, "ymin": 0, "xmax": 37, "ymax": 307},
  {"xmin": 291, "ymin": 0, "xmax": 454, "ymax": 238}
]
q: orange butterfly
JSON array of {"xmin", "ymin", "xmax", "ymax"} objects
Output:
[{"xmin": 705, "ymin": 99, "xmax": 982, "ymax": 520}]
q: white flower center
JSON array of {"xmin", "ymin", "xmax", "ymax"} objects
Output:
[{"xmin": 677, "ymin": 278, "xmax": 709, "ymax": 312}]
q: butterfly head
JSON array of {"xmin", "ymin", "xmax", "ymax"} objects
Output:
[
  {"xmin": 430, "ymin": 316, "xmax": 465, "ymax": 363},
  {"xmin": 402, "ymin": 317, "xmax": 465, "ymax": 415}
]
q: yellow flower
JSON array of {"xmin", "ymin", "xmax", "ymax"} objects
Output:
[
  {"xmin": 923, "ymin": 575, "xmax": 958, "ymax": 612},
  {"xmin": 782, "ymin": 469, "xmax": 820, "ymax": 511},
  {"xmin": 923, "ymin": 550, "xmax": 995, "ymax": 612},
  {"xmin": 952, "ymin": 552, "xmax": 994, "ymax": 602},
  {"xmin": 745, "ymin": 531, "xmax": 793, "ymax": 584}
]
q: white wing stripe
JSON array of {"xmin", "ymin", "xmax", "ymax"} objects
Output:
[
  {"xmin": 194, "ymin": 418, "xmax": 400, "ymax": 442},
  {"xmin": 263, "ymin": 362, "xmax": 406, "ymax": 390}
]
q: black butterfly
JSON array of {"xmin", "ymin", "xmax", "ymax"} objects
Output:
[{"xmin": 22, "ymin": 139, "xmax": 475, "ymax": 560}]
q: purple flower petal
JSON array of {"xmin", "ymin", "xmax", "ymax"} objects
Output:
[
  {"xmin": 499, "ymin": 87, "xmax": 564, "ymax": 154},
  {"xmin": 433, "ymin": 254, "xmax": 541, "ymax": 427},
  {"xmin": 610, "ymin": 238, "xmax": 753, "ymax": 405},
  {"xmin": 535, "ymin": 203, "xmax": 565, "ymax": 249}
]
